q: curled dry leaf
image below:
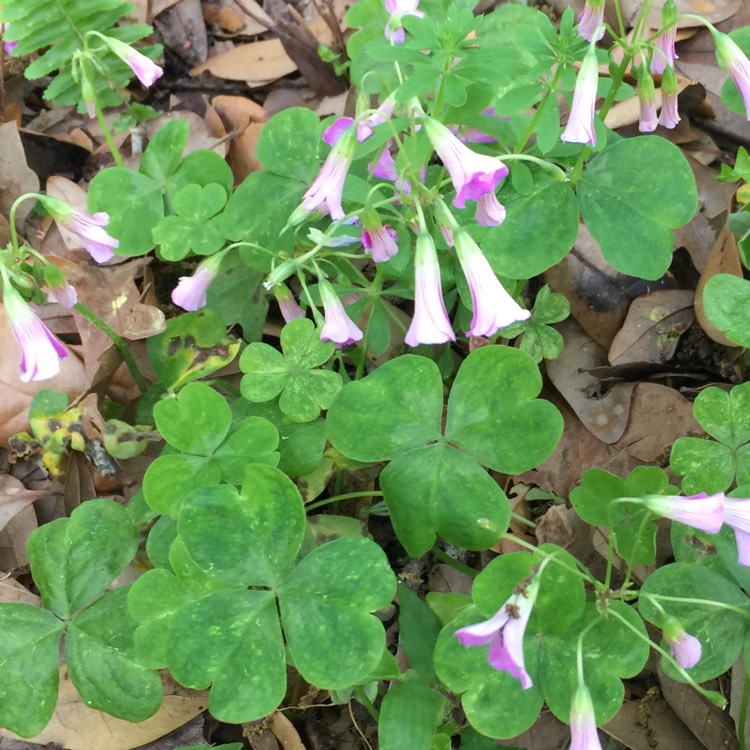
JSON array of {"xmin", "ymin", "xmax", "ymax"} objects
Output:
[
  {"xmin": 0, "ymin": 475, "xmax": 51, "ymax": 533},
  {"xmin": 211, "ymin": 95, "xmax": 268, "ymax": 182},
  {"xmin": 0, "ymin": 574, "xmax": 40, "ymax": 606},
  {"xmin": 608, "ymin": 289, "xmax": 695, "ymax": 367},
  {"xmin": 602, "ymin": 689, "xmax": 706, "ymax": 750},
  {"xmin": 0, "ymin": 122, "xmax": 40, "ymax": 228},
  {"xmin": 0, "ymin": 667, "xmax": 209, "ymax": 750},
  {"xmin": 657, "ymin": 663, "xmax": 739, "ymax": 750},
  {"xmin": 694, "ymin": 225, "xmax": 743, "ymax": 346},
  {"xmin": 546, "ymin": 319, "xmax": 636, "ymax": 444}
]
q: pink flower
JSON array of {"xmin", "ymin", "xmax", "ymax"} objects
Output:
[
  {"xmin": 569, "ymin": 682, "xmax": 602, "ymax": 750},
  {"xmin": 577, "ymin": 0, "xmax": 605, "ymax": 43},
  {"xmin": 171, "ymin": 253, "xmax": 223, "ymax": 311},
  {"xmin": 100, "ymin": 36, "xmax": 163, "ymax": 88},
  {"xmin": 294, "ymin": 127, "xmax": 356, "ymax": 222},
  {"xmin": 370, "ymin": 144, "xmax": 398, "ymax": 181},
  {"xmin": 404, "ymin": 232, "xmax": 455, "ymax": 347},
  {"xmin": 362, "ymin": 225, "xmax": 399, "ymax": 263},
  {"xmin": 642, "ymin": 492, "xmax": 724, "ymax": 534},
  {"xmin": 3, "ymin": 281, "xmax": 68, "ymax": 382},
  {"xmin": 659, "ymin": 66, "xmax": 681, "ymax": 129},
  {"xmin": 384, "ymin": 0, "xmax": 424, "ymax": 43},
  {"xmin": 357, "ymin": 97, "xmax": 396, "ymax": 141},
  {"xmin": 561, "ymin": 44, "xmax": 599, "ymax": 146},
  {"xmin": 662, "ymin": 616, "xmax": 701, "ymax": 669},
  {"xmin": 272, "ymin": 283, "xmax": 306, "ymax": 323},
  {"xmin": 474, "ymin": 193, "xmax": 506, "ymax": 227},
  {"xmin": 423, "ymin": 118, "xmax": 508, "ymax": 209},
  {"xmin": 44, "ymin": 282, "xmax": 78, "ymax": 309},
  {"xmin": 722, "ymin": 497, "xmax": 750, "ymax": 565},
  {"xmin": 319, "ymin": 280, "xmax": 363, "ymax": 347},
  {"xmin": 44, "ymin": 198, "xmax": 119, "ymax": 262},
  {"xmin": 1, "ymin": 23, "xmax": 16, "ymax": 55},
  {"xmin": 651, "ymin": 0, "xmax": 678, "ymax": 75},
  {"xmin": 638, "ymin": 68, "xmax": 658, "ymax": 133},
  {"xmin": 454, "ymin": 229, "xmax": 530, "ymax": 338},
  {"xmin": 323, "ymin": 116, "xmax": 354, "ymax": 147},
  {"xmin": 454, "ymin": 574, "xmax": 539, "ymax": 688},
  {"xmin": 713, "ymin": 32, "xmax": 750, "ymax": 120}
]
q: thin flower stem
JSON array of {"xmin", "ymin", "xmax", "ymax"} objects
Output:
[
  {"xmin": 569, "ymin": 50, "xmax": 634, "ymax": 186},
  {"xmin": 515, "ymin": 67, "xmax": 562, "ymax": 153},
  {"xmin": 576, "ymin": 617, "xmax": 601, "ymax": 681},
  {"xmin": 305, "ymin": 490, "xmax": 384, "ymax": 512},
  {"xmin": 73, "ymin": 302, "xmax": 148, "ymax": 392},
  {"xmin": 607, "ymin": 606, "xmax": 727, "ymax": 707},
  {"xmin": 495, "ymin": 153, "xmax": 567, "ymax": 181},
  {"xmin": 642, "ymin": 593, "xmax": 750, "ymax": 621},
  {"xmin": 8, "ymin": 192, "xmax": 48, "ymax": 254},
  {"xmin": 353, "ymin": 686, "xmax": 380, "ymax": 722},
  {"xmin": 355, "ymin": 269, "xmax": 384, "ymax": 380},
  {"xmin": 740, "ymin": 674, "xmax": 749, "ymax": 750},
  {"xmin": 431, "ymin": 545, "xmax": 478, "ymax": 579},
  {"xmin": 510, "ymin": 512, "xmax": 536, "ymax": 529},
  {"xmin": 613, "ymin": 0, "xmax": 627, "ymax": 39},
  {"xmin": 501, "ymin": 533, "xmax": 598, "ymax": 585}
]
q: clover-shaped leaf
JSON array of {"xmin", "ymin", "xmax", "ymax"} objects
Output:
[
  {"xmin": 578, "ymin": 136, "xmax": 697, "ymax": 280},
  {"xmin": 499, "ymin": 285, "xmax": 569, "ymax": 363},
  {"xmin": 433, "ymin": 605, "xmax": 544, "ymax": 739},
  {"xmin": 128, "ymin": 572, "xmax": 285, "ymax": 724},
  {"xmin": 640, "ymin": 563, "xmax": 748, "ymax": 683},
  {"xmin": 179, "ymin": 464, "xmax": 306, "ymax": 587},
  {"xmin": 240, "ymin": 318, "xmax": 343, "ymax": 423},
  {"xmin": 279, "ymin": 535, "xmax": 396, "ymax": 688},
  {"xmin": 0, "ymin": 604, "xmax": 64, "ymax": 737},
  {"xmin": 89, "ymin": 120, "xmax": 233, "ymax": 256},
  {"xmin": 670, "ymin": 382, "xmax": 750, "ymax": 494},
  {"xmin": 145, "ymin": 383, "xmax": 279, "ymax": 515},
  {"xmin": 570, "ymin": 467, "xmax": 677, "ymax": 565},
  {"xmin": 539, "ymin": 601, "xmax": 649, "ymax": 726},
  {"xmin": 26, "ymin": 499, "xmax": 138, "ymax": 619},
  {"xmin": 66, "ymin": 586, "xmax": 162, "ymax": 721},
  {"xmin": 152, "ymin": 183, "xmax": 228, "ymax": 261},
  {"xmin": 327, "ymin": 347, "xmax": 561, "ymax": 555}
]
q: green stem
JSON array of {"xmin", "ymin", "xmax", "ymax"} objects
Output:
[
  {"xmin": 740, "ymin": 674, "xmax": 749, "ymax": 750},
  {"xmin": 73, "ymin": 302, "xmax": 147, "ymax": 392},
  {"xmin": 608, "ymin": 607, "xmax": 727, "ymax": 707},
  {"xmin": 496, "ymin": 153, "xmax": 567, "ymax": 181},
  {"xmin": 353, "ymin": 686, "xmax": 380, "ymax": 721},
  {"xmin": 430, "ymin": 545, "xmax": 478, "ymax": 578},
  {"xmin": 355, "ymin": 269, "xmax": 384, "ymax": 380},
  {"xmin": 569, "ymin": 50, "xmax": 634, "ymax": 186},
  {"xmin": 515, "ymin": 68, "xmax": 562, "ymax": 153},
  {"xmin": 642, "ymin": 593, "xmax": 750, "ymax": 621},
  {"xmin": 306, "ymin": 491, "xmax": 384, "ymax": 512}
]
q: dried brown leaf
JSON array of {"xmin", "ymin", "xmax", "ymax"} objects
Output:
[{"xmin": 0, "ymin": 475, "xmax": 51, "ymax": 532}]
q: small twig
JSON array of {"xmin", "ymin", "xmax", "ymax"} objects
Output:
[
  {"xmin": 231, "ymin": 0, "xmax": 301, "ymax": 45},
  {"xmin": 348, "ymin": 701, "xmax": 374, "ymax": 750}
]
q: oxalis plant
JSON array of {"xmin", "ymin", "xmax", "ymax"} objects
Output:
[{"xmin": 3, "ymin": 0, "xmax": 750, "ymax": 747}]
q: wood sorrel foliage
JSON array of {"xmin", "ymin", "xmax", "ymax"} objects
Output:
[{"xmin": 4, "ymin": 0, "xmax": 750, "ymax": 746}]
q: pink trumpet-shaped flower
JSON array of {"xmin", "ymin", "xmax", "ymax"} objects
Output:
[
  {"xmin": 323, "ymin": 116, "xmax": 354, "ymax": 147},
  {"xmin": 561, "ymin": 44, "xmax": 599, "ymax": 146},
  {"xmin": 722, "ymin": 497, "xmax": 750, "ymax": 566},
  {"xmin": 474, "ymin": 192, "xmax": 506, "ymax": 227},
  {"xmin": 43, "ymin": 197, "xmax": 119, "ymax": 262},
  {"xmin": 3, "ymin": 280, "xmax": 68, "ymax": 382},
  {"xmin": 455, "ymin": 574, "xmax": 539, "ymax": 688},
  {"xmin": 272, "ymin": 283, "xmax": 306, "ymax": 323},
  {"xmin": 384, "ymin": 0, "xmax": 423, "ymax": 43},
  {"xmin": 404, "ymin": 232, "xmax": 455, "ymax": 347},
  {"xmin": 171, "ymin": 253, "xmax": 224, "ymax": 311},
  {"xmin": 357, "ymin": 96, "xmax": 396, "ymax": 141},
  {"xmin": 45, "ymin": 282, "xmax": 78, "ymax": 309},
  {"xmin": 370, "ymin": 143, "xmax": 399, "ymax": 181},
  {"xmin": 713, "ymin": 31, "xmax": 750, "ymax": 120},
  {"xmin": 362, "ymin": 224, "xmax": 399, "ymax": 263},
  {"xmin": 454, "ymin": 229, "xmax": 530, "ymax": 338},
  {"xmin": 659, "ymin": 66, "xmax": 681, "ymax": 129},
  {"xmin": 319, "ymin": 280, "xmax": 363, "ymax": 347},
  {"xmin": 423, "ymin": 118, "xmax": 508, "ymax": 209},
  {"xmin": 638, "ymin": 67, "xmax": 658, "ymax": 133},
  {"xmin": 1, "ymin": 23, "xmax": 16, "ymax": 54},
  {"xmin": 577, "ymin": 0, "xmax": 605, "ymax": 43},
  {"xmin": 642, "ymin": 492, "xmax": 724, "ymax": 534},
  {"xmin": 662, "ymin": 616, "xmax": 702, "ymax": 669},
  {"xmin": 293, "ymin": 125, "xmax": 356, "ymax": 222},
  {"xmin": 569, "ymin": 682, "xmax": 603, "ymax": 750},
  {"xmin": 651, "ymin": 0, "xmax": 678, "ymax": 75},
  {"xmin": 99, "ymin": 36, "xmax": 163, "ymax": 87}
]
